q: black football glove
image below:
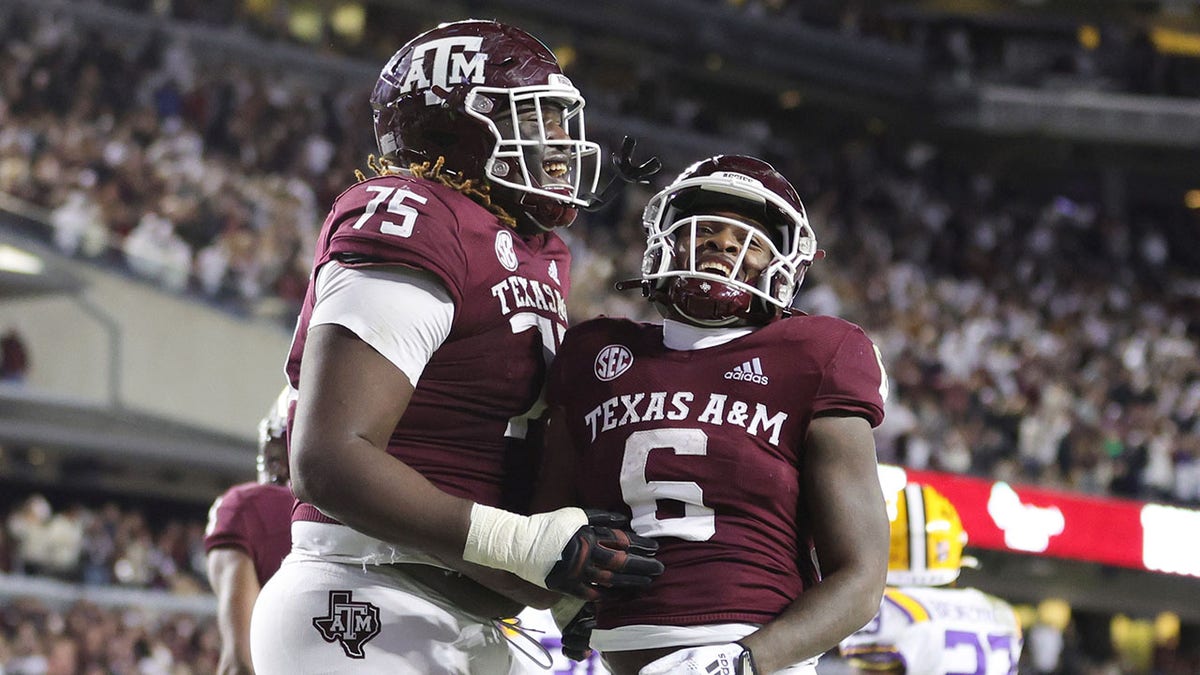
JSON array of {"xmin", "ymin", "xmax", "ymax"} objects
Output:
[
  {"xmin": 559, "ymin": 601, "xmax": 596, "ymax": 662},
  {"xmin": 544, "ymin": 510, "xmax": 663, "ymax": 601}
]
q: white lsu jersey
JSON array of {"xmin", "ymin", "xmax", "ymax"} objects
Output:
[{"xmin": 838, "ymin": 586, "xmax": 1022, "ymax": 675}]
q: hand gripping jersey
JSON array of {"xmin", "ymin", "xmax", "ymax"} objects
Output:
[
  {"xmin": 839, "ymin": 586, "xmax": 1023, "ymax": 675},
  {"xmin": 546, "ymin": 315, "xmax": 886, "ymax": 628},
  {"xmin": 204, "ymin": 482, "xmax": 295, "ymax": 585},
  {"xmin": 287, "ymin": 174, "xmax": 570, "ymax": 518}
]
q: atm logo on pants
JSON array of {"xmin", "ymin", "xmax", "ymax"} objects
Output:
[{"xmin": 312, "ymin": 590, "xmax": 381, "ymax": 658}]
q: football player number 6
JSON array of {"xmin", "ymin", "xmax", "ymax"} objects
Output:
[{"xmin": 620, "ymin": 428, "xmax": 716, "ymax": 541}]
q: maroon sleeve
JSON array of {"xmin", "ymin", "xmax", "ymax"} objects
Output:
[
  {"xmin": 204, "ymin": 483, "xmax": 294, "ymax": 585},
  {"xmin": 325, "ymin": 176, "xmax": 469, "ymax": 305},
  {"xmin": 204, "ymin": 484, "xmax": 255, "ymax": 556},
  {"xmin": 812, "ymin": 325, "xmax": 887, "ymax": 427}
]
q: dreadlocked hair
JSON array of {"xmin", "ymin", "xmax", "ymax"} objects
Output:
[{"xmin": 356, "ymin": 154, "xmax": 518, "ymax": 229}]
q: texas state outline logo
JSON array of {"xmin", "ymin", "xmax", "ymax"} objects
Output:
[{"xmin": 312, "ymin": 590, "xmax": 381, "ymax": 658}]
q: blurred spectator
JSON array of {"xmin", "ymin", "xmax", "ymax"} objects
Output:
[
  {"xmin": 0, "ymin": 328, "xmax": 30, "ymax": 383},
  {"xmin": 6, "ymin": 494, "xmax": 53, "ymax": 576},
  {"xmin": 123, "ymin": 209, "xmax": 193, "ymax": 294},
  {"xmin": 7, "ymin": 620, "xmax": 49, "ymax": 675},
  {"xmin": 80, "ymin": 504, "xmax": 119, "ymax": 586},
  {"xmin": 49, "ymin": 189, "xmax": 109, "ymax": 259},
  {"xmin": 42, "ymin": 503, "xmax": 86, "ymax": 582},
  {"xmin": 1028, "ymin": 616, "xmax": 1066, "ymax": 674}
]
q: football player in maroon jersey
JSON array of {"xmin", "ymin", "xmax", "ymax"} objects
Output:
[
  {"xmin": 537, "ymin": 155, "xmax": 892, "ymax": 674},
  {"xmin": 205, "ymin": 387, "xmax": 295, "ymax": 675},
  {"xmin": 248, "ymin": 20, "xmax": 661, "ymax": 674}
]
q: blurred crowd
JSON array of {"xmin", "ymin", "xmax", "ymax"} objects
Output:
[
  {"xmin": 94, "ymin": 0, "xmax": 1200, "ymax": 99},
  {"xmin": 711, "ymin": 0, "xmax": 1200, "ymax": 98},
  {"xmin": 770, "ymin": 138, "xmax": 1200, "ymax": 507},
  {"xmin": 2, "ymin": 4, "xmax": 1198, "ymax": 508},
  {"xmin": 0, "ymin": 597, "xmax": 219, "ymax": 675},
  {"xmin": 1, "ymin": 494, "xmax": 218, "ymax": 673},
  {"xmin": 2, "ymin": 494, "xmax": 208, "ymax": 591},
  {"xmin": 0, "ymin": 5, "xmax": 346, "ymax": 319}
]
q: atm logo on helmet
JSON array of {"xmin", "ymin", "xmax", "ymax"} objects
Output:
[{"xmin": 388, "ymin": 36, "xmax": 489, "ymax": 105}]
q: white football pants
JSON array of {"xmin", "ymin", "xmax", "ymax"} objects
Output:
[{"xmin": 250, "ymin": 554, "xmax": 547, "ymax": 674}]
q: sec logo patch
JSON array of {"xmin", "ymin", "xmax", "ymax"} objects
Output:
[
  {"xmin": 594, "ymin": 344, "xmax": 633, "ymax": 381},
  {"xmin": 495, "ymin": 230, "xmax": 519, "ymax": 271}
]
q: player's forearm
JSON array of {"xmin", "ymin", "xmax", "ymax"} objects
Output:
[
  {"xmin": 208, "ymin": 553, "xmax": 259, "ymax": 675},
  {"xmin": 291, "ymin": 437, "xmax": 594, "ymax": 594},
  {"xmin": 290, "ymin": 435, "xmax": 473, "ymax": 562},
  {"xmin": 451, "ymin": 559, "xmax": 563, "ymax": 609},
  {"xmin": 740, "ymin": 567, "xmax": 884, "ymax": 674},
  {"xmin": 230, "ymin": 606, "xmax": 256, "ymax": 675}
]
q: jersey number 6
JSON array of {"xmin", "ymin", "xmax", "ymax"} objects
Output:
[{"xmin": 620, "ymin": 428, "xmax": 716, "ymax": 541}]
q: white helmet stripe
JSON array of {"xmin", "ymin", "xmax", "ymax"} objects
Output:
[{"xmin": 905, "ymin": 484, "xmax": 927, "ymax": 573}]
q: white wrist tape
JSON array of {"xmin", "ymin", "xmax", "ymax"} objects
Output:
[{"xmin": 462, "ymin": 504, "xmax": 588, "ymax": 587}]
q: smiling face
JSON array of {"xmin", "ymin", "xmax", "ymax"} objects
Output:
[
  {"xmin": 654, "ymin": 209, "xmax": 783, "ymax": 327},
  {"xmin": 514, "ymin": 101, "xmax": 572, "ymax": 189},
  {"xmin": 671, "ymin": 210, "xmax": 775, "ymax": 285},
  {"xmin": 489, "ymin": 98, "xmax": 585, "ymax": 233}
]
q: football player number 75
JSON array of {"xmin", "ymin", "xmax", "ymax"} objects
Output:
[
  {"xmin": 619, "ymin": 428, "xmax": 716, "ymax": 541},
  {"xmin": 353, "ymin": 186, "xmax": 426, "ymax": 237}
]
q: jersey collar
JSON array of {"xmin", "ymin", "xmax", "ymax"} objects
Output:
[{"xmin": 662, "ymin": 318, "xmax": 756, "ymax": 351}]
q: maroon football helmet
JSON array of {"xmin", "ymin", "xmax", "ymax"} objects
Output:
[
  {"xmin": 640, "ymin": 155, "xmax": 818, "ymax": 326},
  {"xmin": 371, "ymin": 20, "xmax": 601, "ymax": 229}
]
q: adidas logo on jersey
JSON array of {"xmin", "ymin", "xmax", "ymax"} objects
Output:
[{"xmin": 724, "ymin": 357, "xmax": 768, "ymax": 385}]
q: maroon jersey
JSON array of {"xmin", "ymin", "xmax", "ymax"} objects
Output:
[
  {"xmin": 288, "ymin": 174, "xmax": 570, "ymax": 521},
  {"xmin": 546, "ymin": 315, "xmax": 885, "ymax": 628},
  {"xmin": 204, "ymin": 482, "xmax": 294, "ymax": 586}
]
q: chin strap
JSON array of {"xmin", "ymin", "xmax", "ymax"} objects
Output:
[
  {"xmin": 520, "ymin": 195, "xmax": 578, "ymax": 232},
  {"xmin": 580, "ymin": 136, "xmax": 662, "ymax": 211},
  {"xmin": 616, "ymin": 277, "xmax": 786, "ymax": 327}
]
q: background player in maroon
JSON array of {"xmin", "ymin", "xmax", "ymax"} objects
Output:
[
  {"xmin": 538, "ymin": 155, "xmax": 891, "ymax": 674},
  {"xmin": 205, "ymin": 388, "xmax": 294, "ymax": 675},
  {"xmin": 248, "ymin": 20, "xmax": 660, "ymax": 674}
]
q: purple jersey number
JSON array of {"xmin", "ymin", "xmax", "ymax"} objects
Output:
[{"xmin": 945, "ymin": 630, "xmax": 1019, "ymax": 675}]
